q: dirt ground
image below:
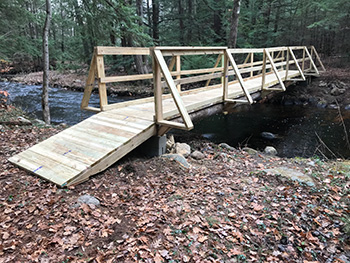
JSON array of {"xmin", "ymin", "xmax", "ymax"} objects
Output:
[{"xmin": 0, "ymin": 104, "xmax": 349, "ymax": 262}]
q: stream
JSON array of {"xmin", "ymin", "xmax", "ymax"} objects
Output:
[{"xmin": 2, "ymin": 82, "xmax": 350, "ymax": 159}]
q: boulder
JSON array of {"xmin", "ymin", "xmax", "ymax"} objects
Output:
[
  {"xmin": 318, "ymin": 81, "xmax": 327, "ymax": 87},
  {"xmin": 219, "ymin": 143, "xmax": 235, "ymax": 151},
  {"xmin": 162, "ymin": 154, "xmax": 190, "ymax": 168},
  {"xmin": 166, "ymin": 134, "xmax": 175, "ymax": 153},
  {"xmin": 74, "ymin": 194, "xmax": 100, "ymax": 208},
  {"xmin": 243, "ymin": 147, "xmax": 258, "ymax": 155},
  {"xmin": 265, "ymin": 166, "xmax": 315, "ymax": 187},
  {"xmin": 344, "ymin": 104, "xmax": 350, "ymax": 111},
  {"xmin": 327, "ymin": 104, "xmax": 339, "ymax": 110},
  {"xmin": 191, "ymin": 150, "xmax": 205, "ymax": 160},
  {"xmin": 175, "ymin": 143, "xmax": 191, "ymax": 157},
  {"xmin": 264, "ymin": 146, "xmax": 277, "ymax": 156},
  {"xmin": 32, "ymin": 119, "xmax": 46, "ymax": 126},
  {"xmin": 261, "ymin": 132, "xmax": 278, "ymax": 140},
  {"xmin": 17, "ymin": 116, "xmax": 31, "ymax": 125}
]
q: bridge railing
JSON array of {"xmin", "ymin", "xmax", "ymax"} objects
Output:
[{"xmin": 81, "ymin": 46, "xmax": 325, "ymax": 130}]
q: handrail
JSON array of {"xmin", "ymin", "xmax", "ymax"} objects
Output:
[{"xmin": 81, "ymin": 45, "xmax": 325, "ymax": 125}]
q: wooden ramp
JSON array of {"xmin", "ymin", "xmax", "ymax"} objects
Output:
[{"xmin": 9, "ymin": 46, "xmax": 325, "ymax": 186}]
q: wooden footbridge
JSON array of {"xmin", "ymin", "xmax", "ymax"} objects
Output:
[{"xmin": 9, "ymin": 46, "xmax": 325, "ymax": 186}]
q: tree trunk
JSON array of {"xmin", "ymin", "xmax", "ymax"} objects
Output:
[
  {"xmin": 152, "ymin": 0, "xmax": 160, "ymax": 44},
  {"xmin": 178, "ymin": 0, "xmax": 184, "ymax": 44},
  {"xmin": 228, "ymin": 0, "xmax": 240, "ymax": 48},
  {"xmin": 42, "ymin": 0, "xmax": 51, "ymax": 124}
]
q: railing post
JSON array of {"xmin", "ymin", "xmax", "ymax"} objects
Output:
[
  {"xmin": 176, "ymin": 55, "xmax": 181, "ymax": 92},
  {"xmin": 152, "ymin": 48, "xmax": 163, "ymax": 124},
  {"xmin": 250, "ymin": 53, "xmax": 254, "ymax": 77},
  {"xmin": 261, "ymin": 49, "xmax": 267, "ymax": 89},
  {"xmin": 309, "ymin": 47, "xmax": 314, "ymax": 71},
  {"xmin": 96, "ymin": 55, "xmax": 108, "ymax": 109},
  {"xmin": 223, "ymin": 51, "xmax": 229, "ymax": 101},
  {"xmin": 285, "ymin": 49, "xmax": 290, "ymax": 80}
]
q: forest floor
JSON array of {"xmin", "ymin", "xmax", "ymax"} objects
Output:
[{"xmin": 0, "ymin": 103, "xmax": 350, "ymax": 262}]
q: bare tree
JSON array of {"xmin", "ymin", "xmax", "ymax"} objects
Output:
[
  {"xmin": 228, "ymin": 0, "xmax": 241, "ymax": 48},
  {"xmin": 42, "ymin": 0, "xmax": 51, "ymax": 124}
]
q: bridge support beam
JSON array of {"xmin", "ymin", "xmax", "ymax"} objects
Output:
[{"xmin": 140, "ymin": 135, "xmax": 167, "ymax": 157}]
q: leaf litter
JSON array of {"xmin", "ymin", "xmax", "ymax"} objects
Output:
[{"xmin": 0, "ymin": 116, "xmax": 349, "ymax": 262}]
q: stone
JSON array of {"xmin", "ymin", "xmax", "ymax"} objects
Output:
[
  {"xmin": 32, "ymin": 119, "xmax": 46, "ymax": 126},
  {"xmin": 318, "ymin": 81, "xmax": 327, "ymax": 87},
  {"xmin": 316, "ymin": 101, "xmax": 327, "ymax": 108},
  {"xmin": 162, "ymin": 154, "xmax": 190, "ymax": 168},
  {"xmin": 243, "ymin": 147, "xmax": 258, "ymax": 155},
  {"xmin": 191, "ymin": 150, "xmax": 205, "ymax": 160},
  {"xmin": 175, "ymin": 143, "xmax": 191, "ymax": 157},
  {"xmin": 219, "ymin": 143, "xmax": 235, "ymax": 151},
  {"xmin": 330, "ymin": 87, "xmax": 345, "ymax": 96},
  {"xmin": 17, "ymin": 116, "xmax": 31, "ymax": 125},
  {"xmin": 265, "ymin": 166, "xmax": 315, "ymax": 187},
  {"xmin": 345, "ymin": 104, "xmax": 350, "ymax": 111},
  {"xmin": 327, "ymin": 104, "xmax": 339, "ymax": 109},
  {"xmin": 307, "ymin": 161, "xmax": 316, "ymax": 167},
  {"xmin": 166, "ymin": 134, "xmax": 175, "ymax": 153},
  {"xmin": 75, "ymin": 194, "xmax": 100, "ymax": 207},
  {"xmin": 264, "ymin": 146, "xmax": 277, "ymax": 156},
  {"xmin": 58, "ymin": 123, "xmax": 68, "ymax": 128},
  {"xmin": 261, "ymin": 132, "xmax": 278, "ymax": 140}
]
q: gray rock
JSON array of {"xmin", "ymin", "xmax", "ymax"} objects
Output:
[
  {"xmin": 166, "ymin": 134, "xmax": 175, "ymax": 153},
  {"xmin": 307, "ymin": 161, "xmax": 316, "ymax": 167},
  {"xmin": 261, "ymin": 132, "xmax": 279, "ymax": 140},
  {"xmin": 265, "ymin": 166, "xmax": 315, "ymax": 187},
  {"xmin": 337, "ymin": 254, "xmax": 350, "ymax": 263},
  {"xmin": 243, "ymin": 147, "xmax": 258, "ymax": 155},
  {"xmin": 219, "ymin": 143, "xmax": 235, "ymax": 151},
  {"xmin": 327, "ymin": 104, "xmax": 339, "ymax": 109},
  {"xmin": 264, "ymin": 146, "xmax": 277, "ymax": 156},
  {"xmin": 191, "ymin": 150, "xmax": 205, "ymax": 160},
  {"xmin": 162, "ymin": 154, "xmax": 190, "ymax": 168},
  {"xmin": 76, "ymin": 194, "xmax": 100, "ymax": 206},
  {"xmin": 175, "ymin": 143, "xmax": 191, "ymax": 157},
  {"xmin": 330, "ymin": 87, "xmax": 345, "ymax": 96},
  {"xmin": 345, "ymin": 104, "xmax": 350, "ymax": 111},
  {"xmin": 32, "ymin": 119, "xmax": 46, "ymax": 125},
  {"xmin": 316, "ymin": 101, "xmax": 327, "ymax": 108},
  {"xmin": 202, "ymin": 133, "xmax": 216, "ymax": 140},
  {"xmin": 319, "ymin": 81, "xmax": 327, "ymax": 87},
  {"xmin": 17, "ymin": 116, "xmax": 31, "ymax": 125}
]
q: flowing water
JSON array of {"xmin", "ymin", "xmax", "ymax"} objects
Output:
[
  {"xmin": 0, "ymin": 82, "xmax": 126, "ymax": 125},
  {"xmin": 2, "ymin": 82, "xmax": 350, "ymax": 158}
]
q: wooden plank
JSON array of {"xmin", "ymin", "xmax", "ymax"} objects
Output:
[
  {"xmin": 9, "ymin": 151, "xmax": 81, "ymax": 185},
  {"xmin": 304, "ymin": 47, "xmax": 319, "ymax": 75},
  {"xmin": 225, "ymin": 50, "xmax": 254, "ymax": 104},
  {"xmin": 288, "ymin": 47, "xmax": 305, "ymax": 81},
  {"xmin": 228, "ymin": 48, "xmax": 264, "ymax": 53},
  {"xmin": 176, "ymin": 55, "xmax": 181, "ymax": 92},
  {"xmin": 154, "ymin": 49, "xmax": 194, "ymax": 130},
  {"xmin": 223, "ymin": 52, "xmax": 229, "ymax": 100},
  {"xmin": 101, "ymin": 74, "xmax": 153, "ymax": 83},
  {"xmin": 153, "ymin": 50, "xmax": 163, "ymax": 123},
  {"xmin": 158, "ymin": 120, "xmax": 188, "ymax": 130},
  {"xmin": 250, "ymin": 53, "xmax": 254, "ymax": 77},
  {"xmin": 261, "ymin": 51, "xmax": 267, "ymax": 89},
  {"xmin": 81, "ymin": 51, "xmax": 97, "ymax": 109},
  {"xmin": 96, "ymin": 55, "xmax": 108, "ymax": 107},
  {"xmin": 168, "ymin": 56, "xmax": 176, "ymax": 71},
  {"xmin": 311, "ymin": 46, "xmax": 326, "ymax": 71},
  {"xmin": 96, "ymin": 46, "xmax": 150, "ymax": 55},
  {"xmin": 67, "ymin": 125, "xmax": 157, "ymax": 186},
  {"xmin": 264, "ymin": 49, "xmax": 286, "ymax": 91}
]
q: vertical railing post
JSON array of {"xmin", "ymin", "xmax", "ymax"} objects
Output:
[
  {"xmin": 152, "ymin": 48, "xmax": 163, "ymax": 124},
  {"xmin": 309, "ymin": 47, "xmax": 314, "ymax": 71},
  {"xmin": 261, "ymin": 49, "xmax": 267, "ymax": 89},
  {"xmin": 302, "ymin": 47, "xmax": 306, "ymax": 72},
  {"xmin": 223, "ymin": 51, "xmax": 229, "ymax": 101},
  {"xmin": 250, "ymin": 53, "xmax": 254, "ymax": 77},
  {"xmin": 96, "ymin": 55, "xmax": 108, "ymax": 109},
  {"xmin": 176, "ymin": 55, "xmax": 181, "ymax": 92},
  {"xmin": 285, "ymin": 49, "xmax": 290, "ymax": 80}
]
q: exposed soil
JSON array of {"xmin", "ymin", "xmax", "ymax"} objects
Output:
[{"xmin": 0, "ymin": 104, "xmax": 349, "ymax": 262}]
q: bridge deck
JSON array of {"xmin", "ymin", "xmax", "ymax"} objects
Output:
[{"xmin": 9, "ymin": 70, "xmax": 300, "ymax": 186}]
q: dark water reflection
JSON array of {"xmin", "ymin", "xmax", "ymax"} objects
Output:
[
  {"xmin": 0, "ymin": 82, "xmax": 126, "ymax": 125},
  {"xmin": 190, "ymin": 104, "xmax": 350, "ymax": 158}
]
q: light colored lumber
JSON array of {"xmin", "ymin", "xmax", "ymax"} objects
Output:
[
  {"xmin": 288, "ymin": 47, "xmax": 305, "ymax": 81},
  {"xmin": 311, "ymin": 46, "xmax": 326, "ymax": 72},
  {"xmin": 96, "ymin": 55, "xmax": 108, "ymax": 107},
  {"xmin": 81, "ymin": 51, "xmax": 97, "ymax": 109},
  {"xmin": 96, "ymin": 46, "xmax": 150, "ymax": 55},
  {"xmin": 264, "ymin": 49, "xmax": 286, "ymax": 91},
  {"xmin": 304, "ymin": 47, "xmax": 319, "ymax": 75}
]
